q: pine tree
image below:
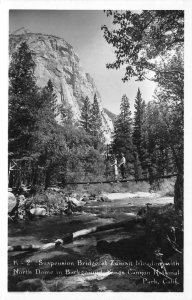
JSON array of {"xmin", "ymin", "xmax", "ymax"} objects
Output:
[
  {"xmin": 9, "ymin": 42, "xmax": 37, "ymax": 96},
  {"xmin": 90, "ymin": 94, "xmax": 103, "ymax": 149},
  {"xmin": 133, "ymin": 89, "xmax": 146, "ymax": 159},
  {"xmin": 34, "ymin": 80, "xmax": 61, "ymax": 189},
  {"xmin": 80, "ymin": 96, "xmax": 92, "ymax": 134},
  {"xmin": 112, "ymin": 94, "xmax": 134, "ymax": 176},
  {"xmin": 113, "ymin": 95, "xmax": 132, "ymax": 153},
  {"xmin": 39, "ymin": 80, "xmax": 58, "ymax": 121},
  {"xmin": 9, "ymin": 42, "xmax": 41, "ymax": 160},
  {"xmin": 140, "ymin": 120, "xmax": 151, "ymax": 178},
  {"xmin": 132, "ymin": 88, "xmax": 147, "ymax": 177},
  {"xmin": 140, "ymin": 101, "xmax": 176, "ymax": 185}
]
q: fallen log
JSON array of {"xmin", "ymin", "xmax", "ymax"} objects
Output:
[{"xmin": 8, "ymin": 216, "xmax": 144, "ymax": 252}]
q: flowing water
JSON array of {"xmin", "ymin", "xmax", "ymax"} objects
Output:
[{"xmin": 8, "ymin": 196, "xmax": 180, "ymax": 292}]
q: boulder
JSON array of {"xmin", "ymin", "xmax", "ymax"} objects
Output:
[
  {"xmin": 98, "ymin": 195, "xmax": 111, "ymax": 202},
  {"xmin": 81, "ymin": 195, "xmax": 89, "ymax": 202},
  {"xmin": 18, "ymin": 214, "xmax": 24, "ymax": 220},
  {"xmin": 8, "ymin": 192, "xmax": 17, "ymax": 213},
  {"xmin": 30, "ymin": 207, "xmax": 46, "ymax": 216},
  {"xmin": 24, "ymin": 199, "xmax": 33, "ymax": 210},
  {"xmin": 18, "ymin": 195, "xmax": 26, "ymax": 207},
  {"xmin": 68, "ymin": 197, "xmax": 85, "ymax": 207},
  {"xmin": 89, "ymin": 196, "xmax": 97, "ymax": 201}
]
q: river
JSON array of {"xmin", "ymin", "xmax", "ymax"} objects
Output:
[{"xmin": 8, "ymin": 195, "xmax": 181, "ymax": 292}]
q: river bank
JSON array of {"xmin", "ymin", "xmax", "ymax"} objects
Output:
[
  {"xmin": 8, "ymin": 187, "xmax": 183, "ymax": 292},
  {"xmin": 8, "ymin": 177, "xmax": 175, "ymax": 221}
]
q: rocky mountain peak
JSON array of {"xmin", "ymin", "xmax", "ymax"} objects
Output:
[
  {"xmin": 11, "ymin": 27, "xmax": 31, "ymax": 35},
  {"xmin": 9, "ymin": 31, "xmax": 114, "ymax": 143}
]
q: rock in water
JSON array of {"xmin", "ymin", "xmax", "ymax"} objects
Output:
[
  {"xmin": 8, "ymin": 192, "xmax": 17, "ymax": 213},
  {"xmin": 68, "ymin": 197, "xmax": 85, "ymax": 207},
  {"xmin": 18, "ymin": 194, "xmax": 26, "ymax": 206},
  {"xmin": 30, "ymin": 207, "xmax": 46, "ymax": 216},
  {"xmin": 9, "ymin": 31, "xmax": 114, "ymax": 143}
]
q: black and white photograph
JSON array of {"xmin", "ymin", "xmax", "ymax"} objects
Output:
[{"xmin": 6, "ymin": 7, "xmax": 186, "ymax": 293}]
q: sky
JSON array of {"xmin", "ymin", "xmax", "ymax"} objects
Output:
[{"xmin": 9, "ymin": 10, "xmax": 157, "ymax": 114}]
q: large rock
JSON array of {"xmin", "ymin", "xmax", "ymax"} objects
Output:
[
  {"xmin": 18, "ymin": 194, "xmax": 26, "ymax": 206},
  {"xmin": 8, "ymin": 192, "xmax": 17, "ymax": 213},
  {"xmin": 68, "ymin": 197, "xmax": 85, "ymax": 207},
  {"xmin": 9, "ymin": 30, "xmax": 114, "ymax": 143},
  {"xmin": 30, "ymin": 207, "xmax": 46, "ymax": 216}
]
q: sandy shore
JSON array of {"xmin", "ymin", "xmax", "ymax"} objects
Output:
[{"xmin": 102, "ymin": 191, "xmax": 159, "ymax": 200}]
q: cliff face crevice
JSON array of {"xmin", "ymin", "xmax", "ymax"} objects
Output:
[{"xmin": 9, "ymin": 31, "xmax": 114, "ymax": 143}]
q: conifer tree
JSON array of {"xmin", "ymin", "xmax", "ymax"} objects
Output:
[
  {"xmin": 80, "ymin": 96, "xmax": 92, "ymax": 134},
  {"xmin": 44, "ymin": 80, "xmax": 58, "ymax": 115},
  {"xmin": 9, "ymin": 42, "xmax": 41, "ymax": 160},
  {"xmin": 112, "ymin": 94, "xmax": 134, "ymax": 175},
  {"xmin": 141, "ymin": 101, "xmax": 175, "ymax": 184},
  {"xmin": 139, "ymin": 117, "xmax": 151, "ymax": 178},
  {"xmin": 90, "ymin": 94, "xmax": 103, "ymax": 149},
  {"xmin": 34, "ymin": 80, "xmax": 61, "ymax": 189},
  {"xmin": 113, "ymin": 95, "xmax": 132, "ymax": 153},
  {"xmin": 132, "ymin": 88, "xmax": 147, "ymax": 177},
  {"xmin": 133, "ymin": 88, "xmax": 146, "ymax": 159},
  {"xmin": 9, "ymin": 42, "xmax": 37, "ymax": 96}
]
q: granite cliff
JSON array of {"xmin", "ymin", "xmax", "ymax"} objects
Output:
[{"xmin": 9, "ymin": 29, "xmax": 114, "ymax": 143}]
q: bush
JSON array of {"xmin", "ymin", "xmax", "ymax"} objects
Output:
[
  {"xmin": 144, "ymin": 203, "xmax": 183, "ymax": 258},
  {"xmin": 158, "ymin": 178, "xmax": 176, "ymax": 197}
]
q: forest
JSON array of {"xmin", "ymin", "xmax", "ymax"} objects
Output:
[{"xmin": 8, "ymin": 11, "xmax": 183, "ymax": 205}]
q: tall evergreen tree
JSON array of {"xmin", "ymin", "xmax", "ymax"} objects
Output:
[
  {"xmin": 133, "ymin": 88, "xmax": 146, "ymax": 159},
  {"xmin": 43, "ymin": 80, "xmax": 58, "ymax": 117},
  {"xmin": 90, "ymin": 94, "xmax": 103, "ymax": 149},
  {"xmin": 112, "ymin": 94, "xmax": 134, "ymax": 175},
  {"xmin": 139, "ymin": 111, "xmax": 151, "ymax": 178},
  {"xmin": 141, "ymin": 101, "xmax": 176, "ymax": 184},
  {"xmin": 9, "ymin": 42, "xmax": 37, "ymax": 96},
  {"xmin": 132, "ymin": 88, "xmax": 147, "ymax": 177},
  {"xmin": 80, "ymin": 96, "xmax": 92, "ymax": 134},
  {"xmin": 113, "ymin": 95, "xmax": 132, "ymax": 153},
  {"xmin": 9, "ymin": 42, "xmax": 41, "ymax": 160},
  {"xmin": 33, "ymin": 80, "xmax": 62, "ymax": 189}
]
